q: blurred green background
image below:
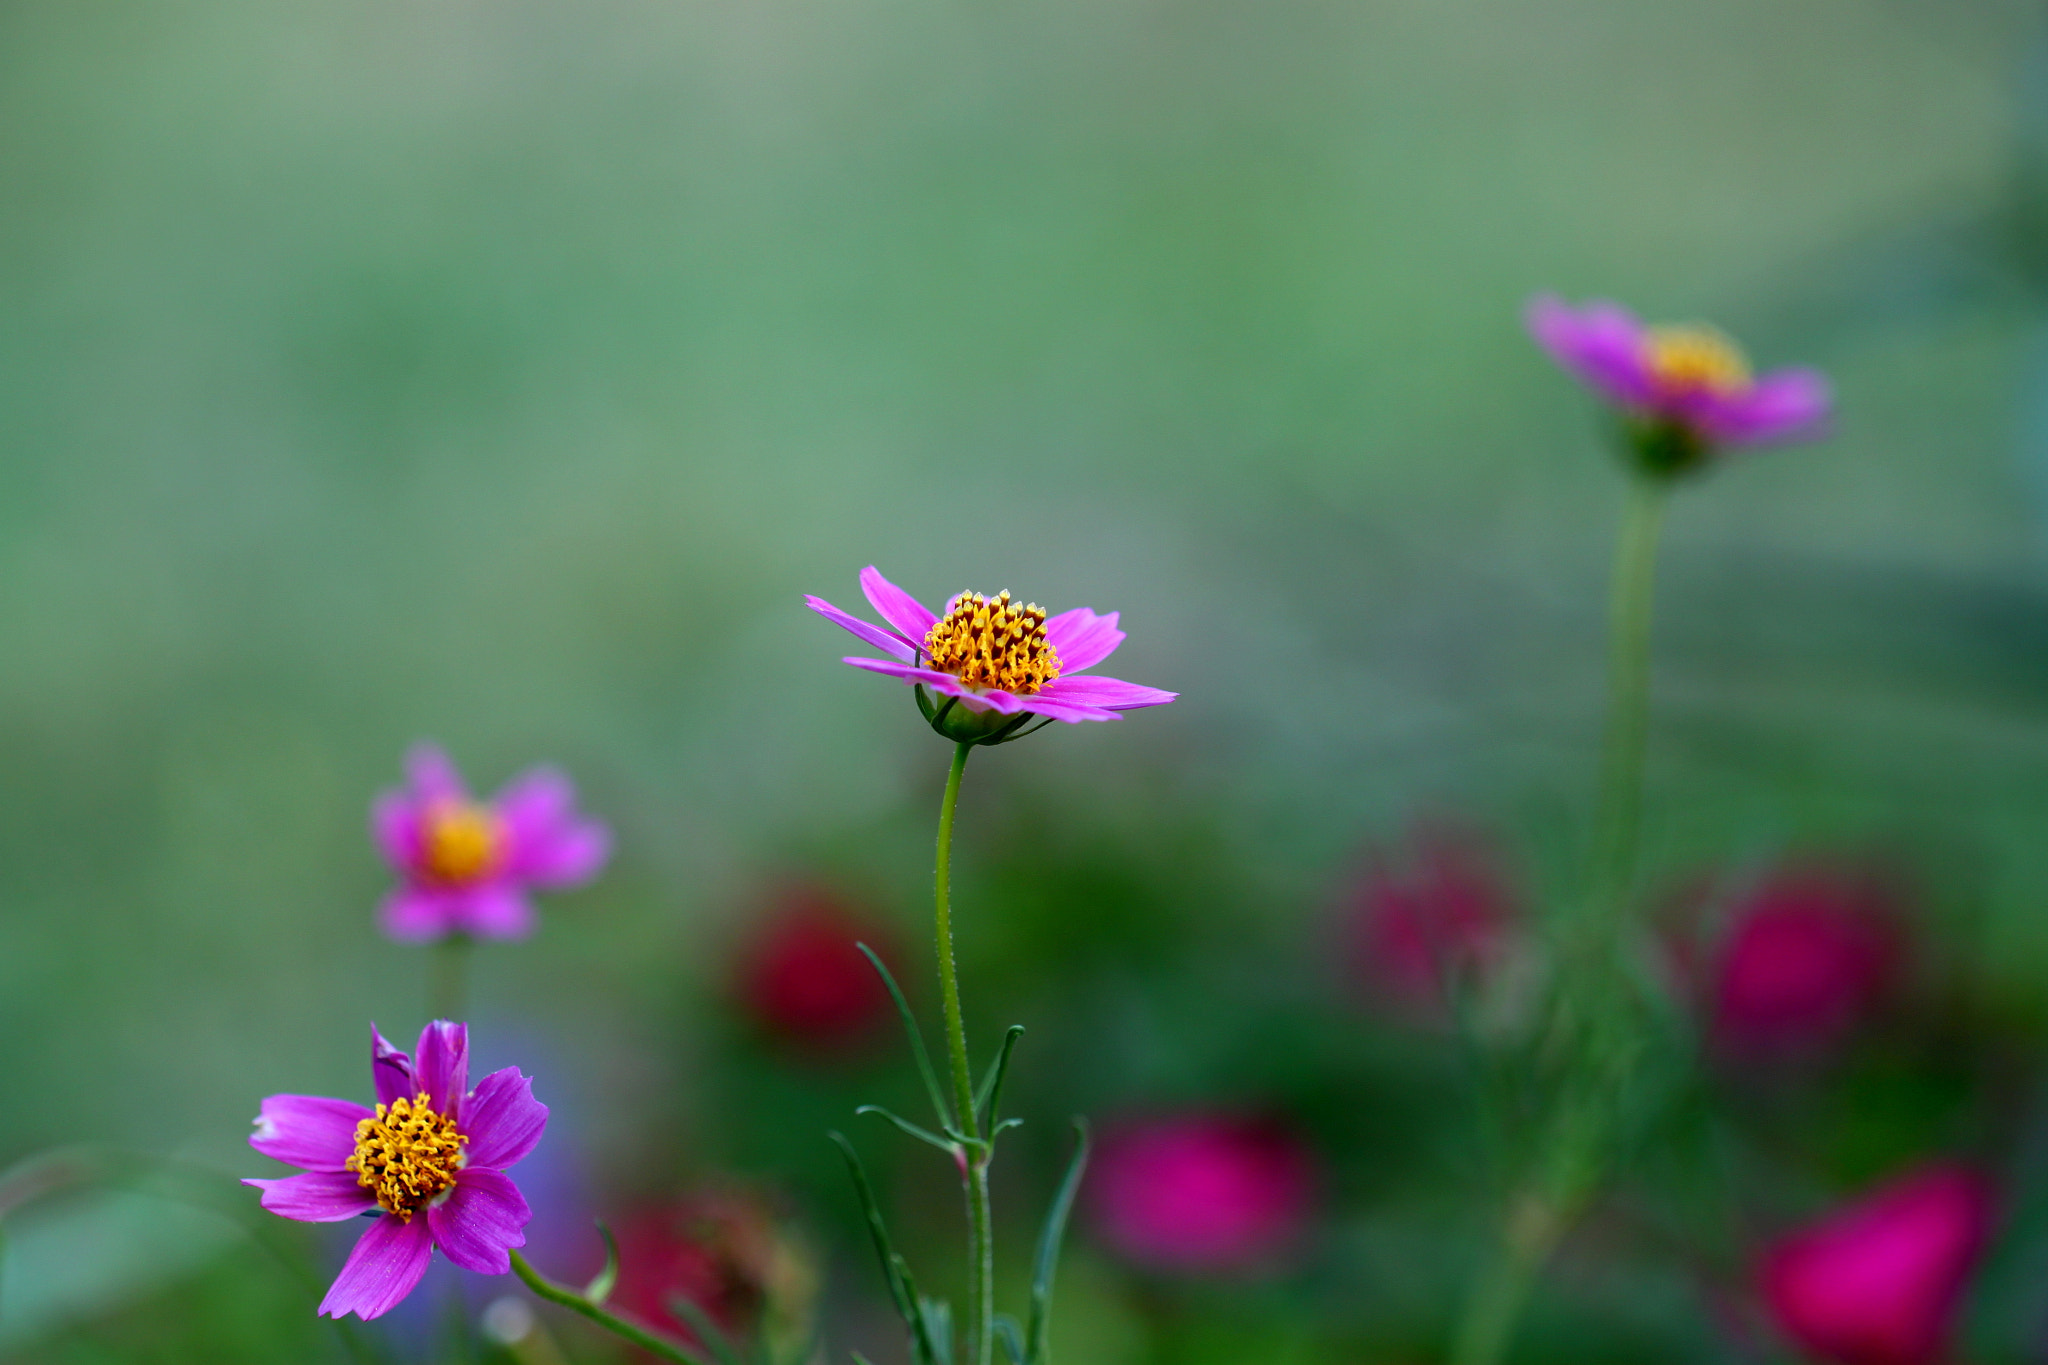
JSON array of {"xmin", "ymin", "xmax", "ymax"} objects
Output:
[{"xmin": 4, "ymin": 0, "xmax": 2048, "ymax": 1359}]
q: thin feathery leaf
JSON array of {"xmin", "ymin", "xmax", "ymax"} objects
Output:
[
  {"xmin": 1026, "ymin": 1120, "xmax": 1091, "ymax": 1365},
  {"xmin": 584, "ymin": 1220, "xmax": 620, "ymax": 1305},
  {"xmin": 857, "ymin": 943, "xmax": 953, "ymax": 1129},
  {"xmin": 974, "ymin": 1026, "xmax": 1025, "ymax": 1126}
]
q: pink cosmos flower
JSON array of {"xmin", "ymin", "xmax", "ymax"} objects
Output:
[
  {"xmin": 806, "ymin": 567, "xmax": 1176, "ymax": 744},
  {"xmin": 1760, "ymin": 1164, "xmax": 1992, "ymax": 1365},
  {"xmin": 1527, "ymin": 295, "xmax": 1830, "ymax": 471},
  {"xmin": 1707, "ymin": 863, "xmax": 1900, "ymax": 1057},
  {"xmin": 245, "ymin": 1021, "xmax": 548, "ymax": 1320},
  {"xmin": 734, "ymin": 883, "xmax": 898, "ymax": 1049},
  {"xmin": 373, "ymin": 745, "xmax": 611, "ymax": 942},
  {"xmin": 1089, "ymin": 1113, "xmax": 1316, "ymax": 1275},
  {"xmin": 1341, "ymin": 825, "xmax": 1517, "ymax": 1015}
]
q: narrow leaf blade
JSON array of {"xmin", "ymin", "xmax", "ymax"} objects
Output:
[{"xmin": 1025, "ymin": 1120, "xmax": 1091, "ymax": 1365}]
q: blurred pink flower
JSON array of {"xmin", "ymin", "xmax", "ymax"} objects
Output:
[
  {"xmin": 1760, "ymin": 1164, "xmax": 1992, "ymax": 1365},
  {"xmin": 734, "ymin": 884, "xmax": 898, "ymax": 1048},
  {"xmin": 611, "ymin": 1189, "xmax": 798, "ymax": 1354},
  {"xmin": 1090, "ymin": 1114, "xmax": 1315, "ymax": 1275},
  {"xmin": 1340, "ymin": 826, "xmax": 1516, "ymax": 1015},
  {"xmin": 1705, "ymin": 863, "xmax": 1900, "ymax": 1057},
  {"xmin": 1527, "ymin": 295, "xmax": 1829, "ymax": 472},
  {"xmin": 372, "ymin": 744, "xmax": 611, "ymax": 942}
]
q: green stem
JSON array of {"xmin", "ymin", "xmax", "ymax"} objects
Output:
[
  {"xmin": 1449, "ymin": 1198, "xmax": 1562, "ymax": 1365},
  {"xmin": 1588, "ymin": 474, "xmax": 1667, "ymax": 923},
  {"xmin": 509, "ymin": 1250, "xmax": 713, "ymax": 1365},
  {"xmin": 932, "ymin": 739, "xmax": 992, "ymax": 1365},
  {"xmin": 430, "ymin": 933, "xmax": 472, "ymax": 1021}
]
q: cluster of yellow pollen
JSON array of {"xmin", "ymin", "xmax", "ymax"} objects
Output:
[
  {"xmin": 346, "ymin": 1094, "xmax": 468, "ymax": 1220},
  {"xmin": 421, "ymin": 800, "xmax": 504, "ymax": 885},
  {"xmin": 921, "ymin": 591, "xmax": 1062, "ymax": 696},
  {"xmin": 1643, "ymin": 325, "xmax": 1753, "ymax": 397}
]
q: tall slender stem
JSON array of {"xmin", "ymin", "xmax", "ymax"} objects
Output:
[
  {"xmin": 932, "ymin": 739, "xmax": 992, "ymax": 1365},
  {"xmin": 430, "ymin": 934, "xmax": 472, "ymax": 1022},
  {"xmin": 1589, "ymin": 474, "xmax": 1667, "ymax": 921}
]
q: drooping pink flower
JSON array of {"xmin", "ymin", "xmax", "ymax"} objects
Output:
[
  {"xmin": 1527, "ymin": 295, "xmax": 1830, "ymax": 471},
  {"xmin": 1706, "ymin": 863, "xmax": 1900, "ymax": 1057},
  {"xmin": 806, "ymin": 567, "xmax": 1176, "ymax": 744},
  {"xmin": 245, "ymin": 1021, "xmax": 548, "ymax": 1320},
  {"xmin": 1760, "ymin": 1164, "xmax": 1992, "ymax": 1365},
  {"xmin": 1089, "ymin": 1114, "xmax": 1315, "ymax": 1275},
  {"xmin": 734, "ymin": 884, "xmax": 898, "ymax": 1048},
  {"xmin": 372, "ymin": 745, "xmax": 611, "ymax": 942},
  {"xmin": 1341, "ymin": 825, "xmax": 1516, "ymax": 1014}
]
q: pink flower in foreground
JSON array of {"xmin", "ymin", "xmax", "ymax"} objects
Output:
[
  {"xmin": 806, "ymin": 567, "xmax": 1176, "ymax": 745},
  {"xmin": 734, "ymin": 884, "xmax": 898, "ymax": 1049},
  {"xmin": 1090, "ymin": 1114, "xmax": 1315, "ymax": 1275},
  {"xmin": 1342, "ymin": 826, "xmax": 1516, "ymax": 1014},
  {"xmin": 1528, "ymin": 295, "xmax": 1830, "ymax": 473},
  {"xmin": 373, "ymin": 745, "xmax": 611, "ymax": 942},
  {"xmin": 1760, "ymin": 1164, "xmax": 1992, "ymax": 1365},
  {"xmin": 1709, "ymin": 864, "xmax": 1900, "ymax": 1057},
  {"xmin": 245, "ymin": 1021, "xmax": 548, "ymax": 1320}
]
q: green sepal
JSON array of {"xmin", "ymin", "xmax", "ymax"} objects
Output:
[
  {"xmin": 584, "ymin": 1220, "xmax": 620, "ymax": 1305},
  {"xmin": 856, "ymin": 943, "xmax": 954, "ymax": 1131},
  {"xmin": 1026, "ymin": 1119, "xmax": 1090, "ymax": 1365}
]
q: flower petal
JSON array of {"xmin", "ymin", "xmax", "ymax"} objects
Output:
[
  {"xmin": 371, "ymin": 793, "xmax": 421, "ymax": 871},
  {"xmin": 1695, "ymin": 367, "xmax": 1832, "ymax": 447},
  {"xmin": 320, "ymin": 1213, "xmax": 435, "ymax": 1320},
  {"xmin": 461, "ymin": 1066, "xmax": 550, "ymax": 1170},
  {"xmin": 516, "ymin": 819, "xmax": 611, "ymax": 887},
  {"xmin": 244, "ymin": 1171, "xmax": 378, "ymax": 1222},
  {"xmin": 250, "ymin": 1095, "xmax": 371, "ymax": 1171},
  {"xmin": 413, "ymin": 1021, "xmax": 468, "ymax": 1114},
  {"xmin": 807, "ymin": 595, "xmax": 917, "ymax": 660},
  {"xmin": 860, "ymin": 567, "xmax": 937, "ymax": 642},
  {"xmin": 496, "ymin": 768, "xmax": 611, "ymax": 886},
  {"xmin": 1526, "ymin": 295, "xmax": 1658, "ymax": 409},
  {"xmin": 453, "ymin": 884, "xmax": 539, "ymax": 941},
  {"xmin": 378, "ymin": 887, "xmax": 461, "ymax": 943},
  {"xmin": 429, "ymin": 1167, "xmax": 532, "ymax": 1274},
  {"xmin": 842, "ymin": 657, "xmax": 960, "ymax": 688},
  {"xmin": 404, "ymin": 744, "xmax": 467, "ymax": 802},
  {"xmin": 1044, "ymin": 609, "xmax": 1125, "ymax": 673},
  {"xmin": 372, "ymin": 1025, "xmax": 417, "ymax": 1106},
  {"xmin": 1036, "ymin": 674, "xmax": 1178, "ymax": 711},
  {"xmin": 1018, "ymin": 695, "xmax": 1121, "ymax": 724}
]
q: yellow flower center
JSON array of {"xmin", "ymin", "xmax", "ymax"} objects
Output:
[
  {"xmin": 422, "ymin": 800, "xmax": 504, "ymax": 885},
  {"xmin": 1643, "ymin": 325, "xmax": 1752, "ymax": 397},
  {"xmin": 346, "ymin": 1093, "xmax": 468, "ymax": 1220},
  {"xmin": 921, "ymin": 591, "xmax": 1063, "ymax": 696}
]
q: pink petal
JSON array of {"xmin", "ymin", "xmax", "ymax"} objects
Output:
[
  {"xmin": 1526, "ymin": 295, "xmax": 1658, "ymax": 409},
  {"xmin": 511, "ymin": 819, "xmax": 611, "ymax": 887},
  {"xmin": 320, "ymin": 1213, "xmax": 435, "ymax": 1320},
  {"xmin": 1694, "ymin": 368, "xmax": 1832, "ymax": 447},
  {"xmin": 371, "ymin": 794, "xmax": 422, "ymax": 872},
  {"xmin": 378, "ymin": 887, "xmax": 462, "ymax": 943},
  {"xmin": 404, "ymin": 744, "xmax": 467, "ymax": 802},
  {"xmin": 250, "ymin": 1095, "xmax": 371, "ymax": 1171},
  {"xmin": 807, "ymin": 595, "xmax": 917, "ymax": 660},
  {"xmin": 1044, "ymin": 609, "xmax": 1125, "ymax": 673},
  {"xmin": 842, "ymin": 657, "xmax": 960, "ymax": 688},
  {"xmin": 461, "ymin": 1067, "xmax": 550, "ymax": 1170},
  {"xmin": 1037, "ymin": 674, "xmax": 1177, "ymax": 711},
  {"xmin": 1018, "ymin": 695, "xmax": 1121, "ymax": 724},
  {"xmin": 371, "ymin": 1025, "xmax": 417, "ymax": 1106},
  {"xmin": 244, "ymin": 1171, "xmax": 378, "ymax": 1222},
  {"xmin": 428, "ymin": 1168, "xmax": 532, "ymax": 1274},
  {"xmin": 494, "ymin": 766, "xmax": 574, "ymax": 837},
  {"xmin": 453, "ymin": 884, "xmax": 538, "ymax": 940},
  {"xmin": 859, "ymin": 566, "xmax": 937, "ymax": 642},
  {"xmin": 413, "ymin": 1021, "xmax": 468, "ymax": 1114}
]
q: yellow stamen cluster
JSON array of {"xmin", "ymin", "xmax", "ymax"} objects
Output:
[
  {"xmin": 1644, "ymin": 325, "xmax": 1752, "ymax": 397},
  {"xmin": 346, "ymin": 1094, "xmax": 467, "ymax": 1219},
  {"xmin": 422, "ymin": 800, "xmax": 504, "ymax": 885},
  {"xmin": 921, "ymin": 591, "xmax": 1062, "ymax": 696}
]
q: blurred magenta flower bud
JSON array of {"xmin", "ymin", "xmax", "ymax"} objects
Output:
[
  {"xmin": 372, "ymin": 745, "xmax": 611, "ymax": 942},
  {"xmin": 734, "ymin": 884, "xmax": 898, "ymax": 1048},
  {"xmin": 1089, "ymin": 1113, "xmax": 1315, "ymax": 1275},
  {"xmin": 1527, "ymin": 295, "xmax": 1830, "ymax": 476},
  {"xmin": 611, "ymin": 1188, "xmax": 817, "ymax": 1359},
  {"xmin": 1340, "ymin": 825, "xmax": 1517, "ymax": 1017},
  {"xmin": 1760, "ymin": 1164, "xmax": 1992, "ymax": 1365},
  {"xmin": 1703, "ymin": 863, "xmax": 1901, "ymax": 1057}
]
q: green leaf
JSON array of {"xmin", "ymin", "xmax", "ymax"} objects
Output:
[
  {"xmin": 667, "ymin": 1295, "xmax": 744, "ymax": 1365},
  {"xmin": 974, "ymin": 1026, "xmax": 1025, "ymax": 1127},
  {"xmin": 1025, "ymin": 1119, "xmax": 1091, "ymax": 1365},
  {"xmin": 993, "ymin": 1314, "xmax": 1026, "ymax": 1365},
  {"xmin": 830, "ymin": 1132, "xmax": 941, "ymax": 1365},
  {"xmin": 584, "ymin": 1220, "xmax": 620, "ymax": 1305},
  {"xmin": 856, "ymin": 943, "xmax": 954, "ymax": 1130},
  {"xmin": 855, "ymin": 1104, "xmax": 961, "ymax": 1156},
  {"xmin": 918, "ymin": 1296, "xmax": 954, "ymax": 1365}
]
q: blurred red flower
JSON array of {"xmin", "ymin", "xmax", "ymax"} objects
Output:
[
  {"xmin": 1340, "ymin": 825, "xmax": 1516, "ymax": 1016},
  {"xmin": 1089, "ymin": 1113, "xmax": 1316, "ymax": 1275},
  {"xmin": 610, "ymin": 1188, "xmax": 815, "ymax": 1357},
  {"xmin": 1707, "ymin": 863, "xmax": 1901, "ymax": 1056},
  {"xmin": 734, "ymin": 884, "xmax": 898, "ymax": 1048},
  {"xmin": 1760, "ymin": 1164, "xmax": 1992, "ymax": 1365}
]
